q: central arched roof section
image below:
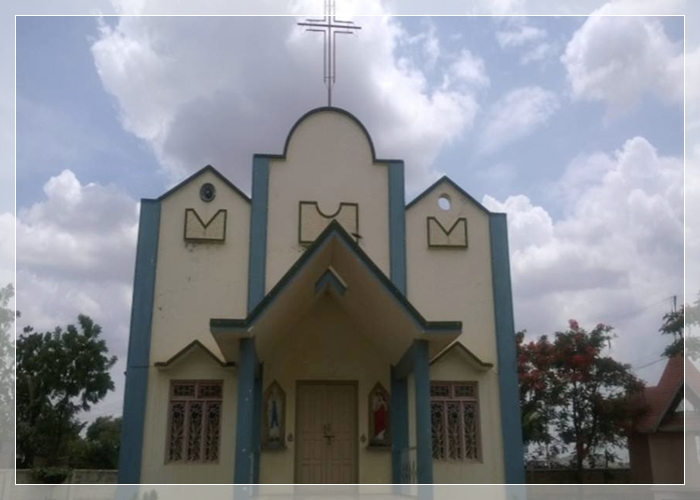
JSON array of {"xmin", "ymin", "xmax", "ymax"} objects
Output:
[
  {"xmin": 248, "ymin": 106, "xmax": 409, "ymax": 312},
  {"xmin": 268, "ymin": 106, "xmax": 402, "ymax": 164}
]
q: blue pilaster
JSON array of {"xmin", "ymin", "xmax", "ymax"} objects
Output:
[
  {"xmin": 390, "ymin": 365, "xmax": 408, "ymax": 489},
  {"xmin": 489, "ymin": 213, "xmax": 526, "ymax": 484},
  {"xmin": 413, "ymin": 340, "xmax": 433, "ymax": 485},
  {"xmin": 252, "ymin": 364, "xmax": 263, "ymax": 487},
  {"xmin": 248, "ymin": 156, "xmax": 270, "ymax": 313},
  {"xmin": 234, "ymin": 338, "xmax": 258, "ymax": 485},
  {"xmin": 118, "ymin": 199, "xmax": 160, "ymax": 484},
  {"xmin": 387, "ymin": 160, "xmax": 407, "ymax": 294}
]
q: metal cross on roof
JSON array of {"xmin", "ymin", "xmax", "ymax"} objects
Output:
[{"xmin": 298, "ymin": 0, "xmax": 361, "ymax": 107}]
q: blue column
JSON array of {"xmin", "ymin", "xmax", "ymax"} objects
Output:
[
  {"xmin": 391, "ymin": 365, "xmax": 408, "ymax": 490},
  {"xmin": 489, "ymin": 213, "xmax": 526, "ymax": 484},
  {"xmin": 413, "ymin": 340, "xmax": 433, "ymax": 485},
  {"xmin": 387, "ymin": 160, "xmax": 407, "ymax": 294},
  {"xmin": 252, "ymin": 364, "xmax": 263, "ymax": 488},
  {"xmin": 118, "ymin": 200, "xmax": 160, "ymax": 484},
  {"xmin": 247, "ymin": 156, "xmax": 270, "ymax": 313},
  {"xmin": 234, "ymin": 338, "xmax": 258, "ymax": 485}
]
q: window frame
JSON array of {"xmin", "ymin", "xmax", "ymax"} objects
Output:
[
  {"xmin": 165, "ymin": 379, "xmax": 223, "ymax": 464},
  {"xmin": 430, "ymin": 381, "xmax": 482, "ymax": 463}
]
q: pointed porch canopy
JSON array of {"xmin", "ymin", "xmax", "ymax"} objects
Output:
[{"xmin": 210, "ymin": 221, "xmax": 462, "ymax": 363}]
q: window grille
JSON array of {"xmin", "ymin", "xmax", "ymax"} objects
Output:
[
  {"xmin": 430, "ymin": 382, "xmax": 480, "ymax": 461},
  {"xmin": 167, "ymin": 380, "xmax": 222, "ymax": 463}
]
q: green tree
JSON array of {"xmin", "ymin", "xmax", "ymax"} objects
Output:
[
  {"xmin": 659, "ymin": 306, "xmax": 684, "ymax": 358},
  {"xmin": 516, "ymin": 330, "xmax": 565, "ymax": 466},
  {"xmin": 518, "ymin": 320, "xmax": 648, "ymax": 480},
  {"xmin": 0, "ymin": 284, "xmax": 15, "ymax": 464},
  {"xmin": 550, "ymin": 320, "xmax": 646, "ymax": 479},
  {"xmin": 77, "ymin": 416, "xmax": 121, "ymax": 469},
  {"xmin": 16, "ymin": 315, "xmax": 117, "ymax": 467},
  {"xmin": 662, "ymin": 292, "xmax": 700, "ymax": 360}
]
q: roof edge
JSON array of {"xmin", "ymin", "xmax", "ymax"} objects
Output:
[
  {"xmin": 252, "ymin": 107, "xmax": 404, "ymax": 165},
  {"xmin": 406, "ymin": 175, "xmax": 492, "ymax": 215},
  {"xmin": 157, "ymin": 164, "xmax": 251, "ymax": 203},
  {"xmin": 154, "ymin": 339, "xmax": 236, "ymax": 369},
  {"xmin": 210, "ymin": 220, "xmax": 462, "ymax": 334},
  {"xmin": 430, "ymin": 341, "xmax": 494, "ymax": 370}
]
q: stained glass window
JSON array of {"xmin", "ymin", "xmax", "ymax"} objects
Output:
[
  {"xmin": 168, "ymin": 380, "xmax": 222, "ymax": 463},
  {"xmin": 430, "ymin": 381, "xmax": 480, "ymax": 461}
]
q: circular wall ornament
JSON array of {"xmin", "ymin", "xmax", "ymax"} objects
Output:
[{"xmin": 200, "ymin": 183, "xmax": 216, "ymax": 202}]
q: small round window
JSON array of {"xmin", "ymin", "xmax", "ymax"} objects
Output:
[
  {"xmin": 438, "ymin": 194, "xmax": 451, "ymax": 211},
  {"xmin": 200, "ymin": 183, "xmax": 216, "ymax": 202}
]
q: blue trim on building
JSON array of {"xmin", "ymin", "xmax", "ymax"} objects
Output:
[
  {"xmin": 117, "ymin": 199, "xmax": 160, "ymax": 484},
  {"xmin": 390, "ymin": 365, "xmax": 408, "ymax": 488},
  {"xmin": 387, "ymin": 161, "xmax": 407, "ymax": 294},
  {"xmin": 413, "ymin": 340, "xmax": 433, "ymax": 485},
  {"xmin": 489, "ymin": 213, "xmax": 526, "ymax": 484},
  {"xmin": 252, "ymin": 364, "xmax": 263, "ymax": 486},
  {"xmin": 234, "ymin": 338, "xmax": 258, "ymax": 484},
  {"xmin": 248, "ymin": 156, "xmax": 270, "ymax": 313}
]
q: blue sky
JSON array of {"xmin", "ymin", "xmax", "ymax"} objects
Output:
[{"xmin": 6, "ymin": 0, "xmax": 699, "ymax": 422}]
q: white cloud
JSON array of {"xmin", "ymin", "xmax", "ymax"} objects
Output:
[
  {"xmin": 478, "ymin": 86, "xmax": 559, "ymax": 154},
  {"xmin": 591, "ymin": 0, "xmax": 687, "ymax": 15},
  {"xmin": 483, "ymin": 136, "xmax": 683, "ymax": 376},
  {"xmin": 562, "ymin": 16, "xmax": 683, "ymax": 113},
  {"xmin": 520, "ymin": 42, "xmax": 558, "ymax": 64},
  {"xmin": 686, "ymin": 143, "xmax": 700, "ymax": 306},
  {"xmin": 0, "ymin": 212, "xmax": 15, "ymax": 289},
  {"xmin": 495, "ymin": 18, "xmax": 558, "ymax": 66},
  {"xmin": 444, "ymin": 49, "xmax": 490, "ymax": 89},
  {"xmin": 401, "ymin": 19, "xmax": 441, "ymax": 70},
  {"xmin": 91, "ymin": 11, "xmax": 489, "ymax": 195},
  {"xmin": 496, "ymin": 24, "xmax": 546, "ymax": 48},
  {"xmin": 464, "ymin": 0, "xmax": 527, "ymax": 15},
  {"xmin": 17, "ymin": 169, "xmax": 138, "ymax": 283},
  {"xmin": 687, "ymin": 44, "xmax": 700, "ymax": 133}
]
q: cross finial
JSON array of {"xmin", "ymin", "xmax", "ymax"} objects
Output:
[{"xmin": 298, "ymin": 0, "xmax": 361, "ymax": 107}]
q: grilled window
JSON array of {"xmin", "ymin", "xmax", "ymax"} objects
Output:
[
  {"xmin": 167, "ymin": 381, "xmax": 222, "ymax": 463},
  {"xmin": 430, "ymin": 382, "xmax": 480, "ymax": 461}
]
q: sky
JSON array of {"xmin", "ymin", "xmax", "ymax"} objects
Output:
[{"xmin": 4, "ymin": 0, "xmax": 700, "ymax": 423}]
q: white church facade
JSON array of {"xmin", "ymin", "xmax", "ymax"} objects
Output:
[{"xmin": 117, "ymin": 107, "xmax": 524, "ymax": 486}]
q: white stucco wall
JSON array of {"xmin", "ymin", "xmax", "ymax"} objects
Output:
[
  {"xmin": 406, "ymin": 182, "xmax": 506, "ymax": 483},
  {"xmin": 265, "ymin": 111, "xmax": 391, "ymax": 292},
  {"xmin": 140, "ymin": 348, "xmax": 238, "ymax": 484},
  {"xmin": 141, "ymin": 168, "xmax": 250, "ymax": 482},
  {"xmin": 150, "ymin": 169, "xmax": 250, "ymax": 363},
  {"xmin": 258, "ymin": 295, "xmax": 393, "ymax": 484},
  {"xmin": 406, "ymin": 181, "xmax": 498, "ymax": 366}
]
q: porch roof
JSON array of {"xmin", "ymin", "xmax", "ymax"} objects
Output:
[{"xmin": 210, "ymin": 220, "xmax": 461, "ymax": 363}]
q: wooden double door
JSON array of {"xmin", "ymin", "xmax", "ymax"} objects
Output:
[{"xmin": 295, "ymin": 381, "xmax": 358, "ymax": 484}]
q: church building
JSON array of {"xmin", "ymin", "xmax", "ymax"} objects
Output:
[{"xmin": 117, "ymin": 107, "xmax": 524, "ymax": 486}]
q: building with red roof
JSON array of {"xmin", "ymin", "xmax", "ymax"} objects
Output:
[{"xmin": 628, "ymin": 355, "xmax": 700, "ymax": 484}]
